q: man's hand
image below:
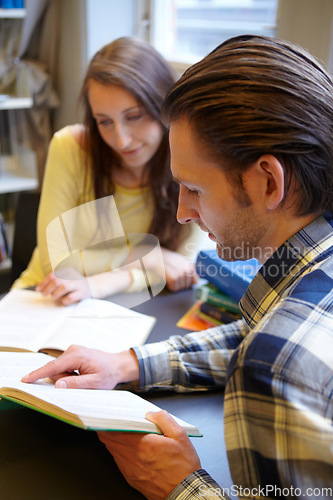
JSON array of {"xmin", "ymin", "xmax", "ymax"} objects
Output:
[
  {"xmin": 21, "ymin": 345, "xmax": 139, "ymax": 389},
  {"xmin": 98, "ymin": 409, "xmax": 201, "ymax": 500},
  {"xmin": 36, "ymin": 271, "xmax": 92, "ymax": 305}
]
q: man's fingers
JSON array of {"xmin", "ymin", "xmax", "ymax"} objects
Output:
[
  {"xmin": 97, "ymin": 430, "xmax": 145, "ymax": 448},
  {"xmin": 21, "ymin": 350, "xmax": 78, "ymax": 383},
  {"xmin": 145, "ymin": 410, "xmax": 186, "ymax": 439},
  {"xmin": 54, "ymin": 373, "xmax": 102, "ymax": 389},
  {"xmin": 22, "ymin": 359, "xmax": 61, "ymax": 383}
]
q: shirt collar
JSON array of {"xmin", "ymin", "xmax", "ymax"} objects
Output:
[{"xmin": 240, "ymin": 212, "xmax": 333, "ymax": 329}]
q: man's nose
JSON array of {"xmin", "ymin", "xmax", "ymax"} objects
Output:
[{"xmin": 177, "ymin": 187, "xmax": 197, "ymax": 224}]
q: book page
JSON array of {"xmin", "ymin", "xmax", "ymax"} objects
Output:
[
  {"xmin": 0, "ymin": 352, "xmax": 201, "ymax": 436},
  {"xmin": 0, "ymin": 351, "xmax": 55, "ymax": 383},
  {"xmin": 41, "ymin": 298, "xmax": 156, "ymax": 353},
  {"xmin": 0, "ymin": 290, "xmax": 73, "ymax": 352},
  {"xmin": 0, "ymin": 291, "xmax": 155, "ymax": 354}
]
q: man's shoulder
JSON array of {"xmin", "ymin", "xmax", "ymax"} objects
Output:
[
  {"xmin": 231, "ymin": 263, "xmax": 333, "ymax": 397},
  {"xmin": 287, "ymin": 261, "xmax": 333, "ymax": 304}
]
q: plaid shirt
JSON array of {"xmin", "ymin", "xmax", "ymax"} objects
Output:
[{"xmin": 133, "ymin": 213, "xmax": 333, "ymax": 499}]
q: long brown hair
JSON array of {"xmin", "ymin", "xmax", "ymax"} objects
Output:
[
  {"xmin": 79, "ymin": 37, "xmax": 185, "ymax": 249},
  {"xmin": 163, "ymin": 35, "xmax": 333, "ymax": 216}
]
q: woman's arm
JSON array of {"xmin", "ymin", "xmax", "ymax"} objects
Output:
[
  {"xmin": 37, "ymin": 126, "xmax": 88, "ymax": 277},
  {"xmin": 11, "ymin": 126, "xmax": 87, "ymax": 292},
  {"xmin": 36, "ymin": 268, "xmax": 133, "ymax": 305}
]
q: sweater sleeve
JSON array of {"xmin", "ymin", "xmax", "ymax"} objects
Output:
[
  {"xmin": 11, "ymin": 126, "xmax": 88, "ymax": 289},
  {"xmin": 37, "ymin": 127, "xmax": 88, "ymax": 277}
]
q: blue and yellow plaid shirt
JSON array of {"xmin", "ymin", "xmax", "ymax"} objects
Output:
[{"xmin": 133, "ymin": 213, "xmax": 333, "ymax": 499}]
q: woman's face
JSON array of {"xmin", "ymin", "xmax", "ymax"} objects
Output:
[{"xmin": 88, "ymin": 80, "xmax": 163, "ymax": 173}]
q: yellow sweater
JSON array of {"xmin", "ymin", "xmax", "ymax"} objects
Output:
[{"xmin": 13, "ymin": 126, "xmax": 210, "ymax": 290}]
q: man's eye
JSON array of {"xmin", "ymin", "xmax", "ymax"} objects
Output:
[{"xmin": 188, "ymin": 187, "xmax": 199, "ymax": 195}]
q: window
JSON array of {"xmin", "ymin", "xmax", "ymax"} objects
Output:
[{"xmin": 140, "ymin": 0, "xmax": 279, "ymax": 71}]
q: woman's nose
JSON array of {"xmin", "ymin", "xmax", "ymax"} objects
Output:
[{"xmin": 114, "ymin": 123, "xmax": 131, "ymax": 149}]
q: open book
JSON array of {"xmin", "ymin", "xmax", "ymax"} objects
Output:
[
  {"xmin": 0, "ymin": 289, "xmax": 156, "ymax": 355},
  {"xmin": 0, "ymin": 352, "xmax": 201, "ymax": 436}
]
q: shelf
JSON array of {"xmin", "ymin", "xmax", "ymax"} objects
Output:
[
  {"xmin": 0, "ymin": 172, "xmax": 38, "ymax": 193},
  {"xmin": 0, "ymin": 8, "xmax": 26, "ymax": 18},
  {"xmin": 0, "ymin": 148, "xmax": 38, "ymax": 194},
  {"xmin": 0, "ymin": 220, "xmax": 13, "ymax": 281},
  {"xmin": 0, "ymin": 257, "xmax": 11, "ymax": 273},
  {"xmin": 0, "ymin": 2, "xmax": 30, "ymax": 288},
  {"xmin": 0, "ymin": 96, "xmax": 33, "ymax": 110}
]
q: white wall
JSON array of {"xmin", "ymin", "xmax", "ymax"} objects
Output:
[
  {"xmin": 54, "ymin": 0, "xmax": 333, "ymax": 131},
  {"xmin": 86, "ymin": 0, "xmax": 136, "ymax": 60},
  {"xmin": 277, "ymin": 0, "xmax": 333, "ymax": 68},
  {"xmin": 54, "ymin": 0, "xmax": 136, "ymax": 131},
  {"xmin": 52, "ymin": 0, "xmax": 87, "ymax": 130}
]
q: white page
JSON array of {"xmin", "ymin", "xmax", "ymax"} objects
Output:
[
  {"xmin": 0, "ymin": 352, "xmax": 200, "ymax": 436},
  {"xmin": 43, "ymin": 298, "xmax": 156, "ymax": 352},
  {"xmin": 0, "ymin": 351, "xmax": 55, "ymax": 386},
  {"xmin": 0, "ymin": 291, "xmax": 155, "ymax": 353},
  {"xmin": 44, "ymin": 317, "xmax": 154, "ymax": 353},
  {"xmin": 0, "ymin": 290, "xmax": 73, "ymax": 351}
]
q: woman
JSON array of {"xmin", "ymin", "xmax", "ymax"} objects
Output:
[{"xmin": 12, "ymin": 37, "xmax": 209, "ymax": 305}]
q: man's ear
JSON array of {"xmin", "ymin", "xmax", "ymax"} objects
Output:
[{"xmin": 255, "ymin": 154, "xmax": 285, "ymax": 210}]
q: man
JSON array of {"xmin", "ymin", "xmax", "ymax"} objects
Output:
[{"xmin": 23, "ymin": 36, "xmax": 333, "ymax": 499}]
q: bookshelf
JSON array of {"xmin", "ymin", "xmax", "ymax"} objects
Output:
[
  {"xmin": 0, "ymin": 4, "xmax": 39, "ymax": 278},
  {"xmin": 0, "ymin": 7, "xmax": 25, "ymax": 18}
]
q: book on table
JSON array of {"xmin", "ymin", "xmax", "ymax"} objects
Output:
[
  {"xmin": 195, "ymin": 282, "xmax": 242, "ymax": 315},
  {"xmin": 196, "ymin": 250, "xmax": 261, "ymax": 302},
  {"xmin": 176, "ymin": 299, "xmax": 242, "ymax": 332},
  {"xmin": 0, "ymin": 289, "xmax": 156, "ymax": 355},
  {"xmin": 199, "ymin": 301, "xmax": 241, "ymax": 323},
  {"xmin": 177, "ymin": 300, "xmax": 221, "ymax": 331},
  {"xmin": 0, "ymin": 351, "xmax": 202, "ymax": 437}
]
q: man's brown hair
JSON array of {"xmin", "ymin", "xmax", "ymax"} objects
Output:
[{"xmin": 163, "ymin": 35, "xmax": 333, "ymax": 216}]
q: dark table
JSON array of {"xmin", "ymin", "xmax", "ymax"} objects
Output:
[{"xmin": 0, "ymin": 288, "xmax": 233, "ymax": 500}]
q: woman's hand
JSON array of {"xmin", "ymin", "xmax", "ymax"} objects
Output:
[
  {"xmin": 36, "ymin": 270, "xmax": 92, "ymax": 305},
  {"xmin": 36, "ymin": 268, "xmax": 135, "ymax": 304},
  {"xmin": 132, "ymin": 245, "xmax": 199, "ymax": 292},
  {"xmin": 160, "ymin": 248, "xmax": 199, "ymax": 291}
]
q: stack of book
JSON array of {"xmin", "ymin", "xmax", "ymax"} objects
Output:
[
  {"xmin": 177, "ymin": 250, "xmax": 261, "ymax": 331},
  {"xmin": 195, "ymin": 282, "xmax": 242, "ymax": 323},
  {"xmin": 176, "ymin": 283, "xmax": 242, "ymax": 331},
  {"xmin": 195, "ymin": 249, "xmax": 261, "ymax": 303}
]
